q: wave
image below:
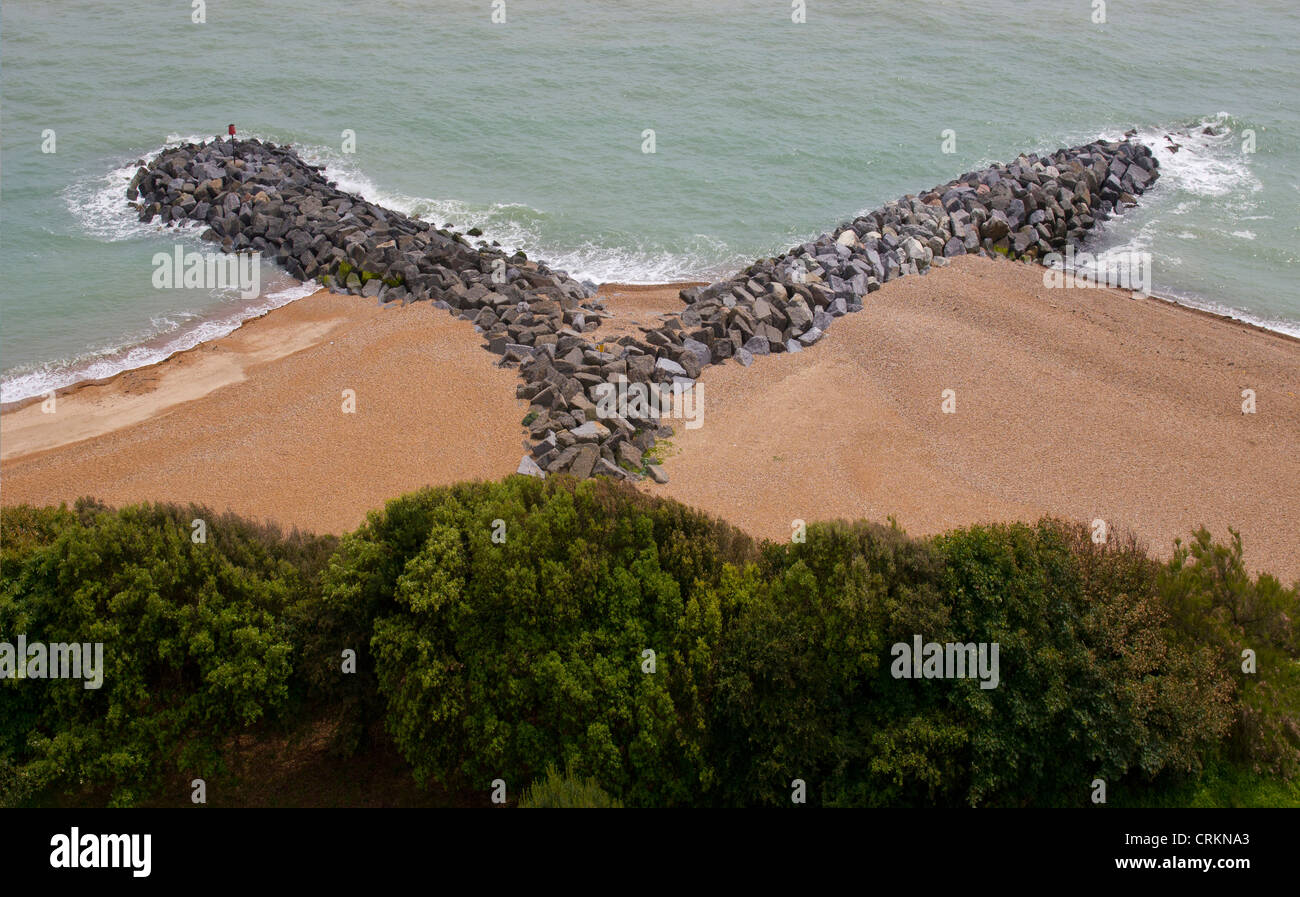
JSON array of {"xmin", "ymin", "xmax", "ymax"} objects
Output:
[
  {"xmin": 1049, "ymin": 114, "xmax": 1299, "ymax": 336},
  {"xmin": 14, "ymin": 120, "xmax": 1294, "ymax": 405},
  {"xmin": 1128, "ymin": 114, "xmax": 1262, "ymax": 207},
  {"xmin": 0, "ymin": 278, "xmax": 317, "ymax": 406},
  {"xmin": 291, "ymin": 141, "xmax": 732, "ymax": 284},
  {"xmin": 61, "ymin": 132, "xmax": 218, "ymax": 243}
]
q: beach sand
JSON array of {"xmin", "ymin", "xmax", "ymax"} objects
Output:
[
  {"xmin": 3, "ymin": 255, "xmax": 1298, "ymax": 580},
  {"xmin": 0, "ymin": 291, "xmax": 528, "ymax": 534}
]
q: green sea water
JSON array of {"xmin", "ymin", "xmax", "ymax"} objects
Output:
[{"xmin": 2, "ymin": 0, "xmax": 1297, "ymax": 402}]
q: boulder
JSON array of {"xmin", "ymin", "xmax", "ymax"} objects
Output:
[
  {"xmin": 655, "ymin": 356, "xmax": 687, "ymax": 377},
  {"xmin": 569, "ymin": 444, "xmax": 599, "ymax": 479},
  {"xmin": 516, "ymin": 455, "xmax": 546, "ymax": 478},
  {"xmin": 570, "ymin": 420, "xmax": 610, "ymax": 441}
]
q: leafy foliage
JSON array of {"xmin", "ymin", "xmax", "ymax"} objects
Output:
[
  {"xmin": 517, "ymin": 763, "xmax": 623, "ymax": 808},
  {"xmin": 324, "ymin": 476, "xmax": 753, "ymax": 806},
  {"xmin": 2, "ymin": 483, "xmax": 1294, "ymax": 808},
  {"xmin": 712, "ymin": 519, "xmax": 1234, "ymax": 806},
  {"xmin": 1157, "ymin": 528, "xmax": 1300, "ymax": 776},
  {"xmin": 0, "ymin": 499, "xmax": 334, "ymax": 806}
]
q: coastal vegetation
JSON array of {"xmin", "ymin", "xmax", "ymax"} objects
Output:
[{"xmin": 1, "ymin": 477, "xmax": 1295, "ymax": 808}]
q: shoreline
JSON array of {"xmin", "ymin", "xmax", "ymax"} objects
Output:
[
  {"xmin": 0, "ymin": 290, "xmax": 380, "ymax": 461},
  {"xmin": 3, "ymin": 254, "xmax": 1298, "ymax": 583},
  {"xmin": 2, "ymin": 267, "xmax": 1294, "ymax": 425},
  {"xmin": 5, "ymin": 262, "xmax": 1298, "ymax": 420},
  {"xmin": 0, "ymin": 273, "xmax": 321, "ymax": 414},
  {"xmin": 0, "ymin": 281, "xmax": 712, "ymax": 416},
  {"xmin": 0, "ymin": 280, "xmax": 701, "ymax": 458}
]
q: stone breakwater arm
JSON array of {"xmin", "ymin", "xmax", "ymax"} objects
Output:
[
  {"xmin": 592, "ymin": 137, "xmax": 1160, "ymax": 477},
  {"xmin": 128, "ymin": 138, "xmax": 595, "ymax": 306},
  {"xmin": 128, "ymin": 135, "xmax": 1157, "ymax": 484},
  {"xmin": 668, "ymin": 137, "xmax": 1159, "ymax": 365}
]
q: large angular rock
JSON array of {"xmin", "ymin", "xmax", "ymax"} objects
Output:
[
  {"xmin": 785, "ymin": 299, "xmax": 813, "ymax": 330},
  {"xmin": 681, "ymin": 337, "xmax": 712, "ymax": 369},
  {"xmin": 593, "ymin": 457, "xmax": 630, "ymax": 480},
  {"xmin": 981, "ymin": 209, "xmax": 1011, "ymax": 240},
  {"xmin": 516, "ymin": 455, "xmax": 546, "ymax": 478},
  {"xmin": 798, "ymin": 326, "xmax": 824, "ymax": 346},
  {"xmin": 617, "ymin": 441, "xmax": 643, "ymax": 470},
  {"xmin": 569, "ymin": 443, "xmax": 599, "ymax": 479},
  {"xmin": 655, "ymin": 356, "xmax": 687, "ymax": 378},
  {"xmin": 570, "ymin": 420, "xmax": 610, "ymax": 441}
]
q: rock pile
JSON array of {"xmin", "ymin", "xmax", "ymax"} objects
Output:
[
  {"xmin": 560, "ymin": 137, "xmax": 1160, "ymax": 480},
  {"xmin": 127, "ymin": 138, "xmax": 653, "ymax": 479},
  {"xmin": 666, "ymin": 138, "xmax": 1160, "ymax": 368},
  {"xmin": 129, "ymin": 135, "xmax": 1157, "ymax": 485},
  {"xmin": 129, "ymin": 138, "xmax": 594, "ymax": 307}
]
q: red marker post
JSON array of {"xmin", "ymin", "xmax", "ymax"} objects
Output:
[{"xmin": 228, "ymin": 123, "xmax": 236, "ymax": 137}]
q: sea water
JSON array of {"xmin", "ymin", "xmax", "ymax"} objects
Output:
[{"xmin": 2, "ymin": 0, "xmax": 1296, "ymax": 403}]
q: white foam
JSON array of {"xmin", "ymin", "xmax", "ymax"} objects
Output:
[
  {"xmin": 24, "ymin": 125, "xmax": 1295, "ymax": 405},
  {"xmin": 62, "ymin": 133, "xmax": 218, "ymax": 243},
  {"xmin": 1136, "ymin": 115, "xmax": 1262, "ymax": 199},
  {"xmin": 1069, "ymin": 114, "xmax": 1261, "ymax": 202},
  {"xmin": 1152, "ymin": 291, "xmax": 1300, "ymax": 341},
  {"xmin": 1, "ymin": 279, "xmax": 316, "ymax": 404},
  {"xmin": 63, "ymin": 160, "xmax": 156, "ymax": 243},
  {"xmin": 291, "ymin": 141, "xmax": 731, "ymax": 284}
]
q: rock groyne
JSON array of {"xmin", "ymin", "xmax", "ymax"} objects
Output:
[{"xmin": 130, "ymin": 135, "xmax": 1158, "ymax": 483}]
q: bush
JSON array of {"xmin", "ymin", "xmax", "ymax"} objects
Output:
[
  {"xmin": 517, "ymin": 763, "xmax": 622, "ymax": 808},
  {"xmin": 0, "ymin": 499, "xmax": 335, "ymax": 806},
  {"xmin": 930, "ymin": 520, "xmax": 1232, "ymax": 806},
  {"xmin": 711, "ymin": 518, "xmax": 1233, "ymax": 806},
  {"xmin": 322, "ymin": 476, "xmax": 753, "ymax": 807},
  {"xmin": 1157, "ymin": 528, "xmax": 1300, "ymax": 776},
  {"xmin": 710, "ymin": 519, "xmax": 947, "ymax": 806},
  {"xmin": 2, "ymin": 485, "xmax": 1292, "ymax": 808}
]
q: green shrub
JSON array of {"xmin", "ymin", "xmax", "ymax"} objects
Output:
[
  {"xmin": 0, "ymin": 504, "xmax": 75, "ymax": 567},
  {"xmin": 0, "ymin": 499, "xmax": 335, "ymax": 806},
  {"xmin": 711, "ymin": 518, "xmax": 1233, "ymax": 807},
  {"xmin": 517, "ymin": 763, "xmax": 623, "ymax": 808},
  {"xmin": 1157, "ymin": 528, "xmax": 1300, "ymax": 777},
  {"xmin": 711, "ymin": 519, "xmax": 946, "ymax": 806},
  {"xmin": 1, "ymin": 486, "xmax": 1292, "ymax": 809},
  {"xmin": 930, "ymin": 520, "xmax": 1232, "ymax": 806},
  {"xmin": 322, "ymin": 476, "xmax": 754, "ymax": 807}
]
